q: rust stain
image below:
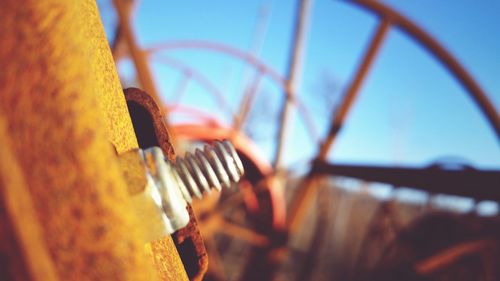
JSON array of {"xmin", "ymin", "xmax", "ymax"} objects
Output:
[
  {"xmin": 174, "ymin": 205, "xmax": 209, "ymax": 281},
  {"xmin": 124, "ymin": 88, "xmax": 207, "ymax": 281},
  {"xmin": 146, "ymin": 238, "xmax": 189, "ymax": 281},
  {"xmin": 0, "ymin": 1, "xmax": 157, "ymax": 280},
  {"xmin": 124, "ymin": 88, "xmax": 176, "ymax": 159},
  {"xmin": 81, "ymin": 0, "xmax": 139, "ymax": 154}
]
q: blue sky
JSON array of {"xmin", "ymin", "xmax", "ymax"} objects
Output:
[{"xmin": 98, "ymin": 0, "xmax": 500, "ymax": 169}]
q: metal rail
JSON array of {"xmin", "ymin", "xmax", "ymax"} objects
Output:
[
  {"xmin": 113, "ymin": 0, "xmax": 163, "ymax": 107},
  {"xmin": 312, "ymin": 161, "xmax": 500, "ymax": 201},
  {"xmin": 318, "ymin": 18, "xmax": 391, "ymax": 157},
  {"xmin": 153, "ymin": 55, "xmax": 235, "ymax": 120},
  {"xmin": 147, "ymin": 40, "xmax": 320, "ymax": 143}
]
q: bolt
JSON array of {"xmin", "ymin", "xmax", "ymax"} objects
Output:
[{"xmin": 140, "ymin": 140, "xmax": 244, "ymax": 234}]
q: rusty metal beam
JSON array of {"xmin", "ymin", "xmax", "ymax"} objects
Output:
[
  {"xmin": 312, "ymin": 161, "xmax": 500, "ymax": 201},
  {"xmin": 147, "ymin": 41, "xmax": 285, "ymax": 84},
  {"xmin": 319, "ymin": 18, "xmax": 391, "ymax": 157},
  {"xmin": 0, "ymin": 1, "xmax": 187, "ymax": 280},
  {"xmin": 147, "ymin": 41, "xmax": 320, "ymax": 142},
  {"xmin": 112, "ymin": 0, "xmax": 165, "ymax": 110}
]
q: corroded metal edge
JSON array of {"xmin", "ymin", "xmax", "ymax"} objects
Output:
[{"xmin": 124, "ymin": 87, "xmax": 207, "ymax": 281}]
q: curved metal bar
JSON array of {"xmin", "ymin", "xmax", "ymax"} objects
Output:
[
  {"xmin": 288, "ymin": 18, "xmax": 391, "ymax": 234},
  {"xmin": 290, "ymin": 0, "xmax": 500, "ymax": 244},
  {"xmin": 146, "ymin": 40, "xmax": 320, "ymax": 142},
  {"xmin": 146, "ymin": 41, "xmax": 286, "ymax": 91},
  {"xmin": 153, "ymin": 55, "xmax": 236, "ymax": 120},
  {"xmin": 350, "ymin": 0, "xmax": 500, "ymax": 142}
]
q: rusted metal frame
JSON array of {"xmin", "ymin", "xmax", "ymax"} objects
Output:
[
  {"xmin": 146, "ymin": 41, "xmax": 320, "ymax": 142},
  {"xmin": 289, "ymin": 0, "xmax": 499, "ymax": 255},
  {"xmin": 111, "ymin": 24, "xmax": 127, "ymax": 61},
  {"xmin": 319, "ymin": 18, "xmax": 391, "ymax": 158},
  {"xmin": 171, "ymin": 125, "xmax": 286, "ymax": 231},
  {"xmin": 214, "ymin": 215, "xmax": 270, "ymax": 247},
  {"xmin": 203, "ymin": 237, "xmax": 227, "ymax": 281},
  {"xmin": 170, "ymin": 123, "xmax": 287, "ymax": 280},
  {"xmin": 153, "ymin": 55, "xmax": 235, "ymax": 120},
  {"xmin": 146, "ymin": 41, "xmax": 285, "ymax": 84},
  {"xmin": 124, "ymin": 88, "xmax": 207, "ymax": 281},
  {"xmin": 170, "ymin": 124, "xmax": 274, "ymax": 175},
  {"xmin": 211, "ymin": 179, "xmax": 270, "ymax": 216},
  {"xmin": 311, "ymin": 161, "xmax": 500, "ymax": 201},
  {"xmin": 112, "ymin": 0, "xmax": 166, "ymax": 115},
  {"xmin": 350, "ymin": 0, "xmax": 500, "ymax": 142},
  {"xmin": 274, "ymin": 0, "xmax": 313, "ymax": 169},
  {"xmin": 0, "ymin": 1, "xmax": 172, "ymax": 279},
  {"xmin": 288, "ymin": 18, "xmax": 391, "ymax": 233},
  {"xmin": 151, "ymin": 52, "xmax": 320, "ymax": 147},
  {"xmin": 110, "ymin": 0, "xmax": 137, "ymax": 61},
  {"xmin": 240, "ymin": 3, "xmax": 314, "ymax": 279}
]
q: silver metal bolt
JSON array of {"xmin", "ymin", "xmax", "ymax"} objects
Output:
[{"xmin": 139, "ymin": 140, "xmax": 244, "ymax": 236}]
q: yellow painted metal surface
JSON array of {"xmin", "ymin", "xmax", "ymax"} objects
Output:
[
  {"xmin": 0, "ymin": 0, "xmax": 187, "ymax": 280},
  {"xmin": 82, "ymin": 0, "xmax": 139, "ymax": 154},
  {"xmin": 148, "ymin": 238, "xmax": 192, "ymax": 281}
]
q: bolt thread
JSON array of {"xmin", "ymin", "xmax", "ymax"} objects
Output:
[{"xmin": 169, "ymin": 140, "xmax": 244, "ymax": 203}]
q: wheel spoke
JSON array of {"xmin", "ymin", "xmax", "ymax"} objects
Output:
[
  {"xmin": 288, "ymin": 18, "xmax": 391, "ymax": 234},
  {"xmin": 218, "ymin": 217, "xmax": 269, "ymax": 247}
]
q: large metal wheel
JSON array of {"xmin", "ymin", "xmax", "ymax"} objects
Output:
[{"xmin": 103, "ymin": 0, "xmax": 500, "ymax": 280}]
